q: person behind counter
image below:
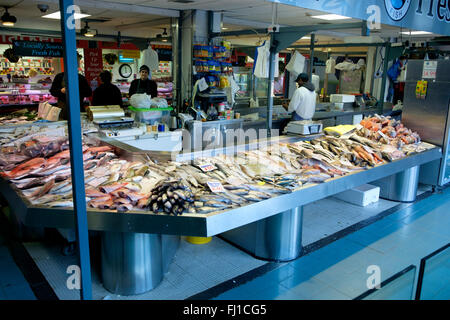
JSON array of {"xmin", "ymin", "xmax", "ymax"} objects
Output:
[
  {"xmin": 283, "ymin": 73, "xmax": 317, "ymax": 121},
  {"xmin": 50, "ymin": 52, "xmax": 92, "ymax": 120},
  {"xmin": 128, "ymin": 65, "xmax": 158, "ymax": 98},
  {"xmin": 92, "ymin": 70, "xmax": 123, "ymax": 107}
]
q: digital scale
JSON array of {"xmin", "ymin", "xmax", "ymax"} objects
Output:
[
  {"xmin": 94, "ymin": 117, "xmax": 146, "ymax": 138},
  {"xmin": 93, "ymin": 117, "xmax": 135, "ymax": 129}
]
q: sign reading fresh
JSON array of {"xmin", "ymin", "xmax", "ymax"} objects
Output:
[
  {"xmin": 266, "ymin": 0, "xmax": 450, "ymax": 35},
  {"xmin": 12, "ymin": 40, "xmax": 64, "ymax": 57}
]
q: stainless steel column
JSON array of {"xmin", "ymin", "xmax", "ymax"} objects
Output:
[
  {"xmin": 221, "ymin": 206, "xmax": 303, "ymax": 262},
  {"xmin": 371, "ymin": 166, "xmax": 420, "ymax": 202},
  {"xmin": 101, "ymin": 232, "xmax": 180, "ymax": 295}
]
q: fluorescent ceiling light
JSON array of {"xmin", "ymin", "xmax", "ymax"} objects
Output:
[
  {"xmin": 310, "ymin": 14, "xmax": 351, "ymax": 20},
  {"xmin": 400, "ymin": 31, "xmax": 432, "ymax": 35},
  {"xmin": 42, "ymin": 11, "xmax": 91, "ymax": 19},
  {"xmin": 222, "ymin": 27, "xmax": 228, "ymax": 30},
  {"xmin": 301, "ymin": 36, "xmax": 311, "ymax": 39}
]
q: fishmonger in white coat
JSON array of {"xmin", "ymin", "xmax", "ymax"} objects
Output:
[{"xmin": 283, "ymin": 73, "xmax": 317, "ymax": 121}]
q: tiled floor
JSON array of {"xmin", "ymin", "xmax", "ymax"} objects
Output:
[
  {"xmin": 0, "ymin": 184, "xmax": 448, "ymax": 300},
  {"xmin": 213, "ymin": 187, "xmax": 450, "ymax": 300},
  {"xmin": 0, "ymin": 233, "xmax": 36, "ymax": 300}
]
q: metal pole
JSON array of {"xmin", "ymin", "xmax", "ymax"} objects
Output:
[
  {"xmin": 309, "ymin": 33, "xmax": 315, "ymax": 81},
  {"xmin": 59, "ymin": 0, "xmax": 92, "ymax": 300},
  {"xmin": 266, "ymin": 34, "xmax": 275, "ymax": 137},
  {"xmin": 379, "ymin": 42, "xmax": 391, "ymax": 111}
]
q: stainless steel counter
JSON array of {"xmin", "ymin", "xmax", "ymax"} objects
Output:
[{"xmin": 0, "ymin": 146, "xmax": 441, "ymax": 237}]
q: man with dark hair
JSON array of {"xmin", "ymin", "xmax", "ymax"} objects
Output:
[
  {"xmin": 92, "ymin": 70, "xmax": 123, "ymax": 107},
  {"xmin": 128, "ymin": 65, "xmax": 158, "ymax": 98},
  {"xmin": 50, "ymin": 52, "xmax": 92, "ymax": 120},
  {"xmin": 283, "ymin": 73, "xmax": 317, "ymax": 121}
]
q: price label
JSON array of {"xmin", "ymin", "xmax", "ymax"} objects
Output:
[
  {"xmin": 207, "ymin": 181, "xmax": 225, "ymax": 193},
  {"xmin": 422, "ymin": 61, "xmax": 437, "ymax": 79},
  {"xmin": 199, "ymin": 163, "xmax": 217, "ymax": 172}
]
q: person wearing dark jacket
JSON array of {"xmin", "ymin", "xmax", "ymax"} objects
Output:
[
  {"xmin": 128, "ymin": 65, "xmax": 158, "ymax": 98},
  {"xmin": 50, "ymin": 53, "xmax": 92, "ymax": 120},
  {"xmin": 92, "ymin": 71, "xmax": 123, "ymax": 107}
]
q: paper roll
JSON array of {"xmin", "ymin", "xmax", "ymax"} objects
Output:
[
  {"xmin": 89, "ymin": 110, "xmax": 125, "ymax": 121},
  {"xmin": 87, "ymin": 105, "xmax": 124, "ymax": 121}
]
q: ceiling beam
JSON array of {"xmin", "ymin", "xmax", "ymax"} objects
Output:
[
  {"xmin": 114, "ymin": 18, "xmax": 170, "ymax": 31},
  {"xmin": 222, "ymin": 16, "xmax": 289, "ymax": 29},
  {"xmin": 33, "ymin": 0, "xmax": 180, "ymax": 17},
  {"xmin": 0, "ymin": 26, "xmax": 164, "ymax": 43}
]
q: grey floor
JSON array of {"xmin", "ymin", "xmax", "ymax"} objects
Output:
[{"xmin": 22, "ymin": 184, "xmax": 432, "ymax": 300}]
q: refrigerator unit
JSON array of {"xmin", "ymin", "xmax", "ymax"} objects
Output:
[{"xmin": 402, "ymin": 59, "xmax": 450, "ymax": 187}]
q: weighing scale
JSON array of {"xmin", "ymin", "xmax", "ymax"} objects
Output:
[{"xmin": 94, "ymin": 117, "xmax": 146, "ymax": 138}]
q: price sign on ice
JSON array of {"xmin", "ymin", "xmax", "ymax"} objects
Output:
[
  {"xmin": 207, "ymin": 181, "xmax": 225, "ymax": 193},
  {"xmin": 199, "ymin": 163, "xmax": 217, "ymax": 172}
]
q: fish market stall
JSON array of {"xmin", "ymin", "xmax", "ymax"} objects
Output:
[{"xmin": 0, "ymin": 115, "xmax": 442, "ymax": 295}]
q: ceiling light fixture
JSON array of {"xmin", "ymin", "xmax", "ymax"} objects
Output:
[
  {"xmin": 81, "ymin": 21, "xmax": 97, "ymax": 37},
  {"xmin": 400, "ymin": 30, "xmax": 432, "ymax": 35},
  {"xmin": 1, "ymin": 7, "xmax": 17, "ymax": 26},
  {"xmin": 42, "ymin": 11, "xmax": 90, "ymax": 20},
  {"xmin": 310, "ymin": 14, "xmax": 351, "ymax": 20}
]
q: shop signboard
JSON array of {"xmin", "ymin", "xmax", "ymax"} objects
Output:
[
  {"xmin": 12, "ymin": 40, "xmax": 63, "ymax": 57},
  {"xmin": 266, "ymin": 0, "xmax": 450, "ymax": 35},
  {"xmin": 120, "ymin": 49, "xmax": 140, "ymax": 59},
  {"xmin": 0, "ymin": 35, "xmax": 61, "ymax": 45},
  {"xmin": 84, "ymin": 48, "xmax": 103, "ymax": 91}
]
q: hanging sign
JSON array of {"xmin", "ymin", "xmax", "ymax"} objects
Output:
[
  {"xmin": 12, "ymin": 40, "xmax": 64, "ymax": 57},
  {"xmin": 84, "ymin": 48, "xmax": 103, "ymax": 91},
  {"xmin": 266, "ymin": 0, "xmax": 450, "ymax": 36}
]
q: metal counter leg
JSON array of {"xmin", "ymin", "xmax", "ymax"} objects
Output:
[
  {"xmin": 101, "ymin": 232, "xmax": 180, "ymax": 296},
  {"xmin": 220, "ymin": 206, "xmax": 303, "ymax": 262},
  {"xmin": 371, "ymin": 165, "xmax": 420, "ymax": 202}
]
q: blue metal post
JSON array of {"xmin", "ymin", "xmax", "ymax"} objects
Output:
[{"xmin": 59, "ymin": 0, "xmax": 92, "ymax": 300}]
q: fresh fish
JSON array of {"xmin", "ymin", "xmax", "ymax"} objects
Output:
[
  {"xmin": 303, "ymin": 173, "xmax": 331, "ymax": 183},
  {"xmin": 30, "ymin": 179, "xmax": 55, "ymax": 198},
  {"xmin": 123, "ymin": 182, "xmax": 142, "ymax": 192},
  {"xmin": 196, "ymin": 206, "xmax": 219, "ymax": 214},
  {"xmin": 204, "ymin": 201, "xmax": 231, "ymax": 208},
  {"xmin": 46, "ymin": 200, "xmax": 74, "ymax": 207},
  {"xmin": 3, "ymin": 157, "xmax": 46, "ymax": 179},
  {"xmin": 85, "ymin": 188, "xmax": 106, "ymax": 198},
  {"xmin": 99, "ymin": 182, "xmax": 128, "ymax": 194},
  {"xmin": 88, "ymin": 176, "xmax": 109, "ymax": 188},
  {"xmin": 89, "ymin": 199, "xmax": 114, "ymax": 210},
  {"xmin": 119, "ymin": 191, "xmax": 147, "ymax": 202},
  {"xmin": 87, "ymin": 194, "xmax": 112, "ymax": 203},
  {"xmin": 114, "ymin": 203, "xmax": 134, "ymax": 212}
]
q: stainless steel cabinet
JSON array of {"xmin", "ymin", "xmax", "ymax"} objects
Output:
[{"xmin": 402, "ymin": 59, "xmax": 450, "ymax": 186}]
